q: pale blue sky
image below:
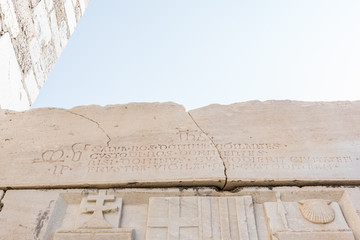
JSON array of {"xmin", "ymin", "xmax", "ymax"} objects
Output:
[{"xmin": 32, "ymin": 0, "xmax": 360, "ymax": 110}]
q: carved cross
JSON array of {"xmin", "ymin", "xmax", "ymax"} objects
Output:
[
  {"xmin": 147, "ymin": 198, "xmax": 200, "ymax": 240},
  {"xmin": 79, "ymin": 190, "xmax": 118, "ymax": 229}
]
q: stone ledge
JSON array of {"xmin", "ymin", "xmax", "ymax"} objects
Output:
[{"xmin": 1, "ymin": 101, "xmax": 360, "ymax": 189}]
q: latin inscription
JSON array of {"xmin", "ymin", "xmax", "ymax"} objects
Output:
[
  {"xmin": 34, "ymin": 130, "xmax": 359, "ymax": 176},
  {"xmin": 87, "ymin": 143, "xmax": 222, "ymax": 173},
  {"xmin": 36, "ymin": 142, "xmax": 223, "ymax": 175},
  {"xmin": 216, "ymin": 143, "xmax": 355, "ymax": 171}
]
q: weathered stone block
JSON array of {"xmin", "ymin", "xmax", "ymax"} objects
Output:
[
  {"xmin": 0, "ymin": 103, "xmax": 225, "ymax": 189},
  {"xmin": 189, "ymin": 101, "xmax": 360, "ymax": 189}
]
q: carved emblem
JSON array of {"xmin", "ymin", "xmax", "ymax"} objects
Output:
[
  {"xmin": 146, "ymin": 196, "xmax": 258, "ymax": 240},
  {"xmin": 298, "ymin": 199, "xmax": 335, "ymax": 224},
  {"xmin": 79, "ymin": 190, "xmax": 118, "ymax": 229},
  {"xmin": 54, "ymin": 190, "xmax": 134, "ymax": 240}
]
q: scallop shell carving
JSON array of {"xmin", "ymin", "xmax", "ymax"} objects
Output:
[{"xmin": 298, "ymin": 199, "xmax": 335, "ymax": 224}]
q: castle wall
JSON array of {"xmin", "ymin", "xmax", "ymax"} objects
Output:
[{"xmin": 0, "ymin": 0, "xmax": 89, "ymax": 111}]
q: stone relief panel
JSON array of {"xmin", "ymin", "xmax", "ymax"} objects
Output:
[
  {"xmin": 0, "ymin": 187, "xmax": 360, "ymax": 240},
  {"xmin": 146, "ymin": 196, "xmax": 258, "ymax": 240},
  {"xmin": 263, "ymin": 192, "xmax": 355, "ymax": 240},
  {"xmin": 54, "ymin": 190, "xmax": 134, "ymax": 240}
]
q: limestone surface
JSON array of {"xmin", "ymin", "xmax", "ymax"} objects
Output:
[
  {"xmin": 0, "ymin": 102, "xmax": 225, "ymax": 189},
  {"xmin": 189, "ymin": 101, "xmax": 360, "ymax": 189},
  {"xmin": 1, "ymin": 101, "xmax": 360, "ymax": 189},
  {"xmin": 0, "ymin": 187, "xmax": 359, "ymax": 240}
]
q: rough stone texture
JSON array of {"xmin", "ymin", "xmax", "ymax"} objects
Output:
[
  {"xmin": 0, "ymin": 102, "xmax": 225, "ymax": 189},
  {"xmin": 0, "ymin": 187, "xmax": 359, "ymax": 239},
  {"xmin": 0, "ymin": 0, "xmax": 90, "ymax": 111},
  {"xmin": 189, "ymin": 101, "xmax": 360, "ymax": 189}
]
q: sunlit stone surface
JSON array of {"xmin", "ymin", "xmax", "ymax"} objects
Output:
[{"xmin": 1, "ymin": 101, "xmax": 360, "ymax": 239}]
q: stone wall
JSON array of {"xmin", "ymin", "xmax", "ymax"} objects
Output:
[
  {"xmin": 0, "ymin": 0, "xmax": 89, "ymax": 111},
  {"xmin": 1, "ymin": 101, "xmax": 360, "ymax": 239}
]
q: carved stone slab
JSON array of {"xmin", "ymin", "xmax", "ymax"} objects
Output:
[
  {"xmin": 0, "ymin": 103, "xmax": 225, "ymax": 189},
  {"xmin": 54, "ymin": 190, "xmax": 134, "ymax": 240},
  {"xmin": 263, "ymin": 196, "xmax": 355, "ymax": 239},
  {"xmin": 0, "ymin": 187, "xmax": 360, "ymax": 240},
  {"xmin": 146, "ymin": 196, "xmax": 258, "ymax": 240},
  {"xmin": 189, "ymin": 101, "xmax": 360, "ymax": 189},
  {"xmin": 1, "ymin": 101, "xmax": 360, "ymax": 189}
]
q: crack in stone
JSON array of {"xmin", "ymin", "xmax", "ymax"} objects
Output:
[
  {"xmin": 66, "ymin": 110, "xmax": 111, "ymax": 146},
  {"xmin": 188, "ymin": 112, "xmax": 228, "ymax": 190},
  {"xmin": 0, "ymin": 190, "xmax": 5, "ymax": 212}
]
